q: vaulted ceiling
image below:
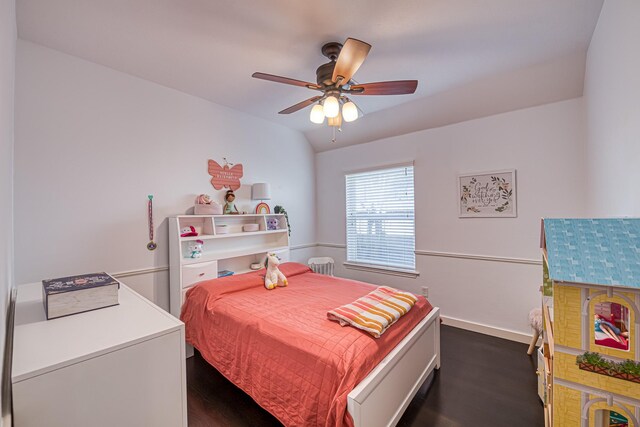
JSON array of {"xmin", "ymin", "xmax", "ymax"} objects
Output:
[{"xmin": 17, "ymin": 0, "xmax": 603, "ymax": 151}]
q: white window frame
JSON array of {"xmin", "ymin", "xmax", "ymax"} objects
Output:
[{"xmin": 344, "ymin": 163, "xmax": 418, "ymax": 278}]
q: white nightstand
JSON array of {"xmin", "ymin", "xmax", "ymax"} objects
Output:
[{"xmin": 12, "ymin": 281, "xmax": 187, "ymax": 427}]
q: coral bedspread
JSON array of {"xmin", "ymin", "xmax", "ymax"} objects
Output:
[{"xmin": 181, "ymin": 262, "xmax": 433, "ymax": 427}]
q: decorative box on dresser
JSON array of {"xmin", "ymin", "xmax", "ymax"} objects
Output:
[
  {"xmin": 169, "ymin": 214, "xmax": 290, "ymax": 325},
  {"xmin": 12, "ymin": 281, "xmax": 187, "ymax": 427}
]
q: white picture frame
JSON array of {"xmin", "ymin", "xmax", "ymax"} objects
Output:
[{"xmin": 458, "ymin": 169, "xmax": 517, "ymax": 218}]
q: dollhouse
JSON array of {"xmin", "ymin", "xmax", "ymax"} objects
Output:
[{"xmin": 541, "ymin": 218, "xmax": 640, "ymax": 427}]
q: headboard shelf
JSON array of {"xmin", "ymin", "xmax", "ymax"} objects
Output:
[
  {"xmin": 180, "ymin": 228, "xmax": 288, "ymax": 242},
  {"xmin": 175, "ymin": 213, "xmax": 286, "ymax": 238},
  {"xmin": 168, "ymin": 214, "xmax": 290, "ymax": 324},
  {"xmin": 180, "ymin": 245, "xmax": 290, "ymax": 266}
]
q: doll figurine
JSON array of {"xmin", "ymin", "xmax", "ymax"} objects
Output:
[{"xmin": 224, "ymin": 190, "xmax": 240, "ymax": 215}]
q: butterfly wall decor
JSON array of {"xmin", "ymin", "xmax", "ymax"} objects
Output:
[{"xmin": 208, "ymin": 158, "xmax": 243, "ymax": 191}]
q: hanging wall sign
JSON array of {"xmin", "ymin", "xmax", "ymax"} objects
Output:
[
  {"xmin": 208, "ymin": 158, "xmax": 243, "ymax": 191},
  {"xmin": 458, "ymin": 169, "xmax": 517, "ymax": 217}
]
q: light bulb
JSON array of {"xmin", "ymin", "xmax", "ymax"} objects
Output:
[
  {"xmin": 323, "ymin": 96, "xmax": 339, "ymax": 118},
  {"xmin": 342, "ymin": 101, "xmax": 358, "ymax": 122},
  {"xmin": 309, "ymin": 104, "xmax": 325, "ymax": 124}
]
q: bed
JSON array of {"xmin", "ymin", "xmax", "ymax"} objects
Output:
[
  {"xmin": 594, "ymin": 330, "xmax": 629, "ymax": 350},
  {"xmin": 181, "ymin": 262, "xmax": 440, "ymax": 427}
]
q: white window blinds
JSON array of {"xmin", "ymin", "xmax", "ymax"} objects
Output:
[{"xmin": 345, "ymin": 165, "xmax": 415, "ymax": 270}]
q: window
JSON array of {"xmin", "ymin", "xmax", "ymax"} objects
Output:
[
  {"xmin": 594, "ymin": 302, "xmax": 630, "ymax": 351},
  {"xmin": 595, "ymin": 409, "xmax": 629, "ymax": 427},
  {"xmin": 346, "ymin": 164, "xmax": 415, "ymax": 271}
]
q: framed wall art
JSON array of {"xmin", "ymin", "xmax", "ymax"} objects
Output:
[{"xmin": 458, "ymin": 169, "xmax": 517, "ymax": 218}]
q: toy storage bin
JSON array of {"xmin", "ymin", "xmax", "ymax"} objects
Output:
[
  {"xmin": 194, "ymin": 203, "xmax": 222, "ymax": 215},
  {"xmin": 215, "ymin": 225, "xmax": 230, "ymax": 234},
  {"xmin": 243, "ymin": 224, "xmax": 260, "ymax": 232}
]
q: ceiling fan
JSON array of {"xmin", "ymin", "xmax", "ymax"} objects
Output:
[{"xmin": 252, "ymin": 38, "xmax": 418, "ymax": 130}]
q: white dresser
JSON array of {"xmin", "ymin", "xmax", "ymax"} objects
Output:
[{"xmin": 12, "ymin": 281, "xmax": 187, "ymax": 427}]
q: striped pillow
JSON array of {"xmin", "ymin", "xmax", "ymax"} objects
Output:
[{"xmin": 327, "ymin": 286, "xmax": 418, "ymax": 338}]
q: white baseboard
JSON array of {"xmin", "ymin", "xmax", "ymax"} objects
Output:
[{"xmin": 441, "ymin": 315, "xmax": 534, "ymax": 345}]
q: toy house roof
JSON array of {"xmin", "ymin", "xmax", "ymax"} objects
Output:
[{"xmin": 542, "ymin": 218, "xmax": 640, "ymax": 288}]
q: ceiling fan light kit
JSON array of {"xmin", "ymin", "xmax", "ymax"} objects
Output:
[
  {"xmin": 327, "ymin": 114, "xmax": 342, "ymax": 128},
  {"xmin": 342, "ymin": 101, "xmax": 358, "ymax": 122},
  {"xmin": 252, "ymin": 37, "xmax": 418, "ymax": 141},
  {"xmin": 322, "ymin": 95, "xmax": 340, "ymax": 118},
  {"xmin": 309, "ymin": 104, "xmax": 325, "ymax": 124}
]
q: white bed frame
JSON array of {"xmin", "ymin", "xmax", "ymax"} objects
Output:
[
  {"xmin": 348, "ymin": 307, "xmax": 441, "ymax": 427},
  {"xmin": 168, "ymin": 215, "xmax": 441, "ymax": 427}
]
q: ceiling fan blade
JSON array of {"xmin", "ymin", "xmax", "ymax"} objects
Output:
[
  {"xmin": 332, "ymin": 38, "xmax": 371, "ymax": 84},
  {"xmin": 252, "ymin": 72, "xmax": 320, "ymax": 90},
  {"xmin": 349, "ymin": 80, "xmax": 418, "ymax": 95},
  {"xmin": 278, "ymin": 96, "xmax": 323, "ymax": 114}
]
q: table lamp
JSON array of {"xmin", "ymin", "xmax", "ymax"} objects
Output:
[{"xmin": 252, "ymin": 183, "xmax": 271, "ymax": 214}]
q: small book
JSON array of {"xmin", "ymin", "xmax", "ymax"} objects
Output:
[
  {"xmin": 217, "ymin": 270, "xmax": 234, "ymax": 278},
  {"xmin": 42, "ymin": 272, "xmax": 120, "ymax": 320}
]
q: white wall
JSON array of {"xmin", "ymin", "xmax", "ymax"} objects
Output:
[
  {"xmin": 0, "ymin": 0, "xmax": 16, "ymax": 424},
  {"xmin": 316, "ymin": 98, "xmax": 586, "ymax": 340},
  {"xmin": 14, "ymin": 41, "xmax": 316, "ymax": 310},
  {"xmin": 584, "ymin": 0, "xmax": 640, "ymax": 216}
]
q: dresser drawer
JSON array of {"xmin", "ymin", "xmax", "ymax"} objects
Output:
[{"xmin": 182, "ymin": 261, "xmax": 218, "ymax": 288}]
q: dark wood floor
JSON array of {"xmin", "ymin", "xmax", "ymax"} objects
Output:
[{"xmin": 186, "ymin": 325, "xmax": 544, "ymax": 426}]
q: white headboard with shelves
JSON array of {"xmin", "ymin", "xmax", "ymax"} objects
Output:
[{"xmin": 168, "ymin": 214, "xmax": 290, "ymax": 319}]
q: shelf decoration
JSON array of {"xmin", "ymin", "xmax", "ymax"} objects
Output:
[
  {"xmin": 180, "ymin": 226, "xmax": 198, "ymax": 237},
  {"xmin": 224, "ymin": 190, "xmax": 241, "ymax": 214},
  {"xmin": 208, "ymin": 158, "xmax": 243, "ymax": 191},
  {"xmin": 147, "ymin": 195, "xmax": 157, "ymax": 251},
  {"xmin": 252, "ymin": 183, "xmax": 271, "ymax": 214},
  {"xmin": 458, "ymin": 169, "xmax": 516, "ymax": 217},
  {"xmin": 194, "ymin": 193, "xmax": 223, "ymax": 215},
  {"xmin": 274, "ymin": 205, "xmax": 291, "ymax": 236},
  {"xmin": 255, "ymin": 203, "xmax": 270, "ymax": 214},
  {"xmin": 266, "ymin": 217, "xmax": 279, "ymax": 230},
  {"xmin": 187, "ymin": 240, "xmax": 204, "ymax": 259}
]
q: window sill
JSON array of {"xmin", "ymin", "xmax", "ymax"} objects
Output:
[{"xmin": 343, "ymin": 262, "xmax": 420, "ymax": 278}]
